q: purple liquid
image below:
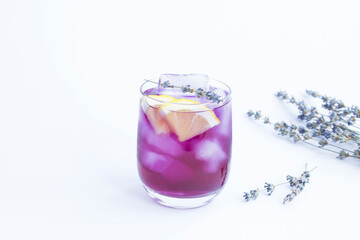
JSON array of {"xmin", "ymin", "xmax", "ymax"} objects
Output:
[{"xmin": 137, "ymin": 88, "xmax": 232, "ymax": 198}]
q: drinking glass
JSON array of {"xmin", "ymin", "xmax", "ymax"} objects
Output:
[{"xmin": 137, "ymin": 75, "xmax": 232, "ymax": 208}]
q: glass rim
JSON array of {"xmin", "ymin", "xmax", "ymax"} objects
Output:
[{"xmin": 139, "ymin": 77, "xmax": 232, "ymax": 107}]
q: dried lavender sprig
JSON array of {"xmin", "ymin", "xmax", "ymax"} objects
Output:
[
  {"xmin": 248, "ymin": 110, "xmax": 352, "ymax": 150},
  {"xmin": 306, "ymin": 89, "xmax": 360, "ymax": 129},
  {"xmin": 277, "ymin": 90, "xmax": 360, "ymax": 135},
  {"xmin": 243, "ymin": 188, "xmax": 260, "ymax": 202},
  {"xmin": 295, "ymin": 126, "xmax": 357, "ymax": 153},
  {"xmin": 270, "ymin": 116, "xmax": 358, "ymax": 159},
  {"xmin": 278, "ymin": 91, "xmax": 360, "ymax": 134},
  {"xmin": 243, "ymin": 182, "xmax": 287, "ymax": 202},
  {"xmin": 243, "ymin": 165, "xmax": 317, "ymax": 203},
  {"xmin": 144, "ymin": 79, "xmax": 223, "ymax": 103},
  {"xmin": 247, "ymin": 110, "xmax": 360, "ymax": 160},
  {"xmin": 264, "ymin": 182, "xmax": 276, "ymax": 195},
  {"xmin": 283, "ymin": 186, "xmax": 303, "ymax": 204},
  {"xmin": 287, "ymin": 131, "xmax": 359, "ymax": 160},
  {"xmin": 276, "ymin": 91, "xmax": 360, "ymax": 146},
  {"xmin": 283, "ymin": 166, "xmax": 316, "ymax": 204},
  {"xmin": 306, "ymin": 90, "xmax": 360, "ymax": 116}
]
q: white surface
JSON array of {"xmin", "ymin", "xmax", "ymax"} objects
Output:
[{"xmin": 1, "ymin": 1, "xmax": 360, "ymax": 239}]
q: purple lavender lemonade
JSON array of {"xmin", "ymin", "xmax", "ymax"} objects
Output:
[{"xmin": 137, "ymin": 74, "xmax": 232, "ymax": 208}]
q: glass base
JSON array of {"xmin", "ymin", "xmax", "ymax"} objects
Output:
[{"xmin": 143, "ymin": 185, "xmax": 220, "ymax": 209}]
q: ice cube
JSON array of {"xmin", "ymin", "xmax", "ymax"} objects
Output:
[
  {"xmin": 140, "ymin": 150, "xmax": 174, "ymax": 173},
  {"xmin": 161, "ymin": 159, "xmax": 195, "ymax": 183},
  {"xmin": 214, "ymin": 103, "xmax": 232, "ymax": 136},
  {"xmin": 158, "ymin": 74, "xmax": 210, "ymax": 96},
  {"xmin": 142, "ymin": 119, "xmax": 183, "ymax": 156},
  {"xmin": 194, "ymin": 139, "xmax": 227, "ymax": 173}
]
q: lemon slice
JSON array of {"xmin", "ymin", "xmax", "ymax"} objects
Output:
[
  {"xmin": 141, "ymin": 95, "xmax": 176, "ymax": 134},
  {"xmin": 160, "ymin": 99, "xmax": 220, "ymax": 142}
]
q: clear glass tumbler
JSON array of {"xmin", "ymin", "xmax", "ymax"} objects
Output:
[{"xmin": 137, "ymin": 74, "xmax": 232, "ymax": 208}]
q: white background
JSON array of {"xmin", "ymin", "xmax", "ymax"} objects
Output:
[{"xmin": 1, "ymin": 1, "xmax": 360, "ymax": 239}]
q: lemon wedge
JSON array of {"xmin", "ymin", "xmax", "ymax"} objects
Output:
[
  {"xmin": 160, "ymin": 99, "xmax": 220, "ymax": 142},
  {"xmin": 141, "ymin": 95, "xmax": 176, "ymax": 134}
]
